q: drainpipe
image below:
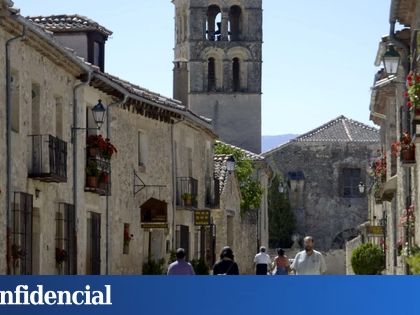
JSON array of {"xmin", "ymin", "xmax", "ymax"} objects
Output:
[
  {"xmin": 72, "ymin": 72, "xmax": 92, "ymax": 274},
  {"xmin": 388, "ymin": 18, "xmax": 410, "ymax": 274},
  {"xmin": 170, "ymin": 117, "xmax": 184, "ymax": 252},
  {"xmin": 5, "ymin": 25, "xmax": 26, "ymax": 275},
  {"xmin": 105, "ymin": 94, "xmax": 128, "ymax": 275}
]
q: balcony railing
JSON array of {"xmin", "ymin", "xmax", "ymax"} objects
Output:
[
  {"xmin": 85, "ymin": 156, "xmax": 111, "ymax": 196},
  {"xmin": 28, "ymin": 135, "xmax": 67, "ymax": 182},
  {"xmin": 176, "ymin": 177, "xmax": 198, "ymax": 209}
]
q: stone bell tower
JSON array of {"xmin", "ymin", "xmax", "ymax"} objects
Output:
[{"xmin": 172, "ymin": 0, "xmax": 262, "ymax": 153}]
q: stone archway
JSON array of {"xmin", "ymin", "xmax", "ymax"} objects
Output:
[{"xmin": 330, "ymin": 228, "xmax": 359, "ymax": 250}]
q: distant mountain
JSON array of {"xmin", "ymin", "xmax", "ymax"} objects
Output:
[{"xmin": 262, "ymin": 134, "xmax": 298, "ymax": 153}]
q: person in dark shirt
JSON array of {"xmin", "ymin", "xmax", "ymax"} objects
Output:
[{"xmin": 212, "ymin": 246, "xmax": 239, "ymax": 275}]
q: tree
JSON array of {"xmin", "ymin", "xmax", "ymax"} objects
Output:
[
  {"xmin": 215, "ymin": 142, "xmax": 263, "ymax": 213},
  {"xmin": 268, "ymin": 175, "xmax": 296, "ymax": 248}
]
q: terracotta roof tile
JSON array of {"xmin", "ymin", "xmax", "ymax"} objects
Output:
[
  {"xmin": 214, "ymin": 154, "xmax": 234, "ymax": 194},
  {"xmin": 27, "ymin": 14, "xmax": 112, "ymax": 37},
  {"xmin": 215, "ymin": 141, "xmax": 265, "ymax": 161},
  {"xmin": 294, "ymin": 116, "xmax": 379, "ymax": 143}
]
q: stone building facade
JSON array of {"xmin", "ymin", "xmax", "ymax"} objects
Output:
[
  {"xmin": 0, "ymin": 1, "xmax": 267, "ymax": 274},
  {"xmin": 172, "ymin": 0, "xmax": 263, "ymax": 153},
  {"xmin": 264, "ymin": 116, "xmax": 380, "ymax": 251},
  {"xmin": 212, "ymin": 149, "xmax": 270, "ymax": 274},
  {"xmin": 360, "ymin": 0, "xmax": 420, "ymax": 275}
]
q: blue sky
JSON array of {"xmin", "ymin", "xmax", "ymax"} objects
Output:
[{"xmin": 18, "ymin": 0, "xmax": 391, "ymax": 135}]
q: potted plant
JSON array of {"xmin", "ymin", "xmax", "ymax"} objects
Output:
[
  {"xmin": 100, "ymin": 138, "xmax": 117, "ymax": 160},
  {"xmin": 86, "ymin": 134, "xmax": 105, "ymax": 157},
  {"xmin": 392, "ymin": 132, "xmax": 415, "ymax": 163},
  {"xmin": 182, "ymin": 193, "xmax": 193, "ymax": 206},
  {"xmin": 191, "ymin": 259, "xmax": 210, "ymax": 275},
  {"xmin": 55, "ymin": 248, "xmax": 68, "ymax": 265},
  {"xmin": 123, "ymin": 227, "xmax": 133, "ymax": 248},
  {"xmin": 406, "ymin": 72, "xmax": 420, "ymax": 120},
  {"xmin": 86, "ymin": 159, "xmax": 99, "ymax": 188},
  {"xmin": 371, "ymin": 155, "xmax": 386, "ymax": 183},
  {"xmin": 99, "ymin": 171, "xmax": 109, "ymax": 190},
  {"xmin": 11, "ymin": 244, "xmax": 25, "ymax": 267},
  {"xmin": 351, "ymin": 243, "xmax": 385, "ymax": 275}
]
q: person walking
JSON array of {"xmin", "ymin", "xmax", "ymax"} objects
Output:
[
  {"xmin": 273, "ymin": 248, "xmax": 290, "ymax": 275},
  {"xmin": 254, "ymin": 246, "xmax": 271, "ymax": 275},
  {"xmin": 290, "ymin": 236, "xmax": 327, "ymax": 275},
  {"xmin": 212, "ymin": 246, "xmax": 239, "ymax": 275},
  {"xmin": 167, "ymin": 248, "xmax": 195, "ymax": 275}
]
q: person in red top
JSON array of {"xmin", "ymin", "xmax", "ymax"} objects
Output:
[{"xmin": 273, "ymin": 248, "xmax": 290, "ymax": 275}]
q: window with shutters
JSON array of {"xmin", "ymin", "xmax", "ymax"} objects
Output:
[{"xmin": 342, "ymin": 168, "xmax": 361, "ymax": 198}]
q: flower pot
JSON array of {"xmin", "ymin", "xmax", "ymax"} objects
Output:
[
  {"xmin": 401, "ymin": 148, "xmax": 415, "ymax": 163},
  {"xmin": 86, "ymin": 176, "xmax": 98, "ymax": 188},
  {"xmin": 98, "ymin": 181, "xmax": 108, "ymax": 192},
  {"xmin": 184, "ymin": 198, "xmax": 192, "ymax": 207}
]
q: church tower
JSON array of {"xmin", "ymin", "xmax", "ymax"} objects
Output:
[{"xmin": 172, "ymin": 0, "xmax": 262, "ymax": 153}]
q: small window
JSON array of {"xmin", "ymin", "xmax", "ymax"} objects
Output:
[
  {"xmin": 11, "ymin": 71, "xmax": 20, "ymax": 133},
  {"xmin": 228, "ymin": 6, "xmax": 242, "ymax": 41},
  {"xmin": 138, "ymin": 131, "xmax": 147, "ymax": 169},
  {"xmin": 187, "ymin": 147, "xmax": 193, "ymax": 177},
  {"xmin": 342, "ymin": 168, "xmax": 361, "ymax": 198},
  {"xmin": 206, "ymin": 5, "xmax": 221, "ymax": 41},
  {"xmin": 123, "ymin": 223, "xmax": 132, "ymax": 255},
  {"xmin": 55, "ymin": 97, "xmax": 63, "ymax": 139},
  {"xmin": 93, "ymin": 41, "xmax": 100, "ymax": 67},
  {"xmin": 31, "ymin": 83, "xmax": 41, "ymax": 135},
  {"xmin": 232, "ymin": 58, "xmax": 240, "ymax": 92},
  {"xmin": 208, "ymin": 58, "xmax": 216, "ymax": 92}
]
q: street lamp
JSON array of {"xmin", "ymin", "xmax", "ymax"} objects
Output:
[
  {"xmin": 72, "ymin": 100, "xmax": 107, "ymax": 138},
  {"xmin": 278, "ymin": 181, "xmax": 284, "ymax": 193},
  {"xmin": 382, "ymin": 44, "xmax": 400, "ymax": 76},
  {"xmin": 358, "ymin": 182, "xmax": 365, "ymax": 194},
  {"xmin": 91, "ymin": 100, "xmax": 106, "ymax": 129}
]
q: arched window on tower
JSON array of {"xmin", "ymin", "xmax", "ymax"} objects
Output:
[
  {"xmin": 208, "ymin": 58, "xmax": 216, "ymax": 91},
  {"xmin": 229, "ymin": 6, "xmax": 242, "ymax": 41},
  {"xmin": 232, "ymin": 58, "xmax": 240, "ymax": 92},
  {"xmin": 206, "ymin": 5, "xmax": 221, "ymax": 41}
]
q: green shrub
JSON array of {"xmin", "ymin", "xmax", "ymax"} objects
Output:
[
  {"xmin": 142, "ymin": 258, "xmax": 165, "ymax": 275},
  {"xmin": 190, "ymin": 259, "xmax": 210, "ymax": 275},
  {"xmin": 405, "ymin": 245, "xmax": 420, "ymax": 274},
  {"xmin": 406, "ymin": 254, "xmax": 420, "ymax": 274},
  {"xmin": 351, "ymin": 243, "xmax": 385, "ymax": 275}
]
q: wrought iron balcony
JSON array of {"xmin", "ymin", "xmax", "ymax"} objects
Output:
[
  {"xmin": 176, "ymin": 177, "xmax": 198, "ymax": 209},
  {"xmin": 28, "ymin": 135, "xmax": 67, "ymax": 182}
]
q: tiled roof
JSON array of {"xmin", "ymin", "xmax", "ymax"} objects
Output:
[
  {"xmin": 27, "ymin": 14, "xmax": 112, "ymax": 37},
  {"xmin": 214, "ymin": 154, "xmax": 234, "ymax": 194},
  {"xmin": 20, "ymin": 13, "xmax": 212, "ymax": 129},
  {"xmin": 294, "ymin": 116, "xmax": 379, "ymax": 143},
  {"xmin": 93, "ymin": 70, "xmax": 212, "ymax": 125},
  {"xmin": 215, "ymin": 141, "xmax": 265, "ymax": 161}
]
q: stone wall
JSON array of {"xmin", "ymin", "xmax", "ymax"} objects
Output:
[
  {"xmin": 0, "ymin": 23, "xmax": 83, "ymax": 274},
  {"xmin": 265, "ymin": 141, "xmax": 378, "ymax": 251},
  {"xmin": 173, "ymin": 0, "xmax": 263, "ymax": 153},
  {"xmin": 345, "ymin": 235, "xmax": 362, "ymax": 275},
  {"xmin": 213, "ymin": 172, "xmax": 260, "ymax": 274}
]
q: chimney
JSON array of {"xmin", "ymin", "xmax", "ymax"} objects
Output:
[{"xmin": 27, "ymin": 14, "xmax": 112, "ymax": 72}]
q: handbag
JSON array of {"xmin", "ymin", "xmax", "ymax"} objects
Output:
[{"xmin": 217, "ymin": 261, "xmax": 235, "ymax": 275}]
